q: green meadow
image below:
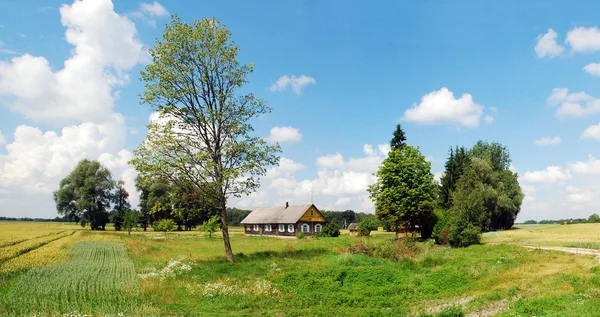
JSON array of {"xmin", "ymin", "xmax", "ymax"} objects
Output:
[{"xmin": 2, "ymin": 223, "xmax": 600, "ymax": 316}]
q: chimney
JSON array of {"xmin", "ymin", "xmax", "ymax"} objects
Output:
[{"xmin": 285, "ymin": 202, "xmax": 289, "ymax": 208}]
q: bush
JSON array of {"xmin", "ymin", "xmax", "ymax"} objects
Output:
[
  {"xmin": 297, "ymin": 232, "xmax": 305, "ymax": 239},
  {"xmin": 318, "ymin": 223, "xmax": 340, "ymax": 237},
  {"xmin": 153, "ymin": 219, "xmax": 176, "ymax": 233},
  {"xmin": 448, "ymin": 223, "xmax": 481, "ymax": 247},
  {"xmin": 348, "ymin": 238, "xmax": 421, "ymax": 261},
  {"xmin": 432, "ymin": 209, "xmax": 447, "ymax": 244},
  {"xmin": 357, "ymin": 219, "xmax": 379, "ymax": 237},
  {"xmin": 201, "ymin": 215, "xmax": 220, "ymax": 238}
]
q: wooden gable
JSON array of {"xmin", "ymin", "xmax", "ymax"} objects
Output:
[{"xmin": 298, "ymin": 205, "xmax": 327, "ymax": 223}]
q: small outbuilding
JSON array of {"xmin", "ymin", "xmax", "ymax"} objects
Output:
[
  {"xmin": 240, "ymin": 202, "xmax": 327, "ymax": 238},
  {"xmin": 348, "ymin": 223, "xmax": 358, "ymax": 235}
]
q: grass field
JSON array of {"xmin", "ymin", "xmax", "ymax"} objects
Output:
[{"xmin": 2, "ymin": 222, "xmax": 600, "ymax": 316}]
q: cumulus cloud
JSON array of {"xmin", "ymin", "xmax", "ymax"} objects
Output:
[
  {"xmin": 230, "ymin": 143, "xmax": 393, "ymax": 213},
  {"xmin": 402, "ymin": 87, "xmax": 487, "ymax": 128},
  {"xmin": 265, "ymin": 158, "xmax": 305, "ymax": 179},
  {"xmin": 0, "ymin": 0, "xmax": 146, "ymax": 125},
  {"xmin": 0, "ymin": 131, "xmax": 4, "ymax": 147},
  {"xmin": 581, "ymin": 123, "xmax": 600, "ymax": 141},
  {"xmin": 521, "ymin": 166, "xmax": 571, "ymax": 183},
  {"xmin": 535, "ymin": 28, "xmax": 565, "ymax": 58},
  {"xmin": 533, "ymin": 136, "xmax": 561, "ymax": 146},
  {"xmin": 269, "ymin": 75, "xmax": 316, "ymax": 94},
  {"xmin": 0, "ymin": 0, "xmax": 145, "ymax": 218},
  {"xmin": 569, "ymin": 156, "xmax": 600, "ymax": 174},
  {"xmin": 566, "ymin": 185, "xmax": 594, "ymax": 203},
  {"xmin": 265, "ymin": 126, "xmax": 302, "ymax": 144},
  {"xmin": 547, "ymin": 88, "xmax": 600, "ymax": 118},
  {"xmin": 584, "ymin": 63, "xmax": 600, "ymax": 77},
  {"xmin": 566, "ymin": 26, "xmax": 600, "ymax": 54}
]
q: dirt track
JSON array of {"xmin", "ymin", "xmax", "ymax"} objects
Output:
[{"xmin": 524, "ymin": 246, "xmax": 600, "ymax": 261}]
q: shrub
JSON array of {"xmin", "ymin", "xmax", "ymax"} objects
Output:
[
  {"xmin": 153, "ymin": 219, "xmax": 176, "ymax": 233},
  {"xmin": 201, "ymin": 215, "xmax": 220, "ymax": 238},
  {"xmin": 448, "ymin": 223, "xmax": 481, "ymax": 247},
  {"xmin": 432, "ymin": 209, "xmax": 447, "ymax": 244},
  {"xmin": 297, "ymin": 232, "xmax": 305, "ymax": 239},
  {"xmin": 439, "ymin": 227, "xmax": 450, "ymax": 245},
  {"xmin": 318, "ymin": 223, "xmax": 340, "ymax": 237},
  {"xmin": 348, "ymin": 238, "xmax": 420, "ymax": 261},
  {"xmin": 357, "ymin": 219, "xmax": 379, "ymax": 237}
]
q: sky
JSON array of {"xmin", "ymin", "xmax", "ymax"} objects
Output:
[{"xmin": 1, "ymin": 0, "xmax": 600, "ymax": 221}]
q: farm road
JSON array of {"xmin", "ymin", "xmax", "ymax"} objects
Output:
[{"xmin": 524, "ymin": 246, "xmax": 600, "ymax": 261}]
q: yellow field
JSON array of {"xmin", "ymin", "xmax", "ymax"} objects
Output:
[{"xmin": 483, "ymin": 223, "xmax": 600, "ymax": 249}]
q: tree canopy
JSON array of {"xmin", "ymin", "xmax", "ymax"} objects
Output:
[
  {"xmin": 131, "ymin": 16, "xmax": 280, "ymax": 262},
  {"xmin": 368, "ymin": 145, "xmax": 436, "ymax": 238},
  {"xmin": 53, "ymin": 160, "xmax": 115, "ymax": 230}
]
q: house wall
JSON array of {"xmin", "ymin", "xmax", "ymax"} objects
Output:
[
  {"xmin": 298, "ymin": 206, "xmax": 327, "ymax": 223},
  {"xmin": 245, "ymin": 224, "xmax": 298, "ymax": 237},
  {"xmin": 297, "ymin": 222, "xmax": 327, "ymax": 236}
]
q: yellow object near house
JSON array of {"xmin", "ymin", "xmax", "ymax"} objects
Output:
[{"xmin": 377, "ymin": 226, "xmax": 384, "ymax": 232}]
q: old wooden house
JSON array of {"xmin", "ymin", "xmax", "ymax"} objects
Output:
[{"xmin": 240, "ymin": 203, "xmax": 327, "ymax": 238}]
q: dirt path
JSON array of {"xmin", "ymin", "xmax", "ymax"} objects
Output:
[{"xmin": 524, "ymin": 246, "xmax": 600, "ymax": 261}]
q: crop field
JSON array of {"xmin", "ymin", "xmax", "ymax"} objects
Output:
[
  {"xmin": 2, "ymin": 222, "xmax": 600, "ymax": 316},
  {"xmin": 483, "ymin": 224, "xmax": 600, "ymax": 249}
]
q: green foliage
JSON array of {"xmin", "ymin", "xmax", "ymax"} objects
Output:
[
  {"xmin": 131, "ymin": 16, "xmax": 282, "ymax": 262},
  {"xmin": 432, "ymin": 208, "xmax": 448, "ymax": 245},
  {"xmin": 439, "ymin": 146, "xmax": 471, "ymax": 209},
  {"xmin": 318, "ymin": 222, "xmax": 341, "ymax": 237},
  {"xmin": 357, "ymin": 219, "xmax": 380, "ymax": 237},
  {"xmin": 390, "ymin": 123, "xmax": 407, "ymax": 150},
  {"xmin": 368, "ymin": 145, "xmax": 436, "ymax": 237},
  {"xmin": 297, "ymin": 232, "xmax": 305, "ymax": 239},
  {"xmin": 448, "ymin": 222, "xmax": 481, "ymax": 247},
  {"xmin": 53, "ymin": 159, "xmax": 115, "ymax": 230},
  {"xmin": 153, "ymin": 219, "xmax": 176, "ymax": 233},
  {"xmin": 111, "ymin": 180, "xmax": 131, "ymax": 231},
  {"xmin": 588, "ymin": 213, "xmax": 600, "ymax": 223},
  {"xmin": 348, "ymin": 238, "xmax": 421, "ymax": 261},
  {"xmin": 201, "ymin": 215, "xmax": 220, "ymax": 238},
  {"xmin": 226, "ymin": 208, "xmax": 252, "ymax": 226},
  {"xmin": 122, "ymin": 210, "xmax": 140, "ymax": 235},
  {"xmin": 523, "ymin": 219, "xmax": 537, "ymax": 224}
]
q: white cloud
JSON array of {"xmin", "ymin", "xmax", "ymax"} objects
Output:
[
  {"xmin": 569, "ymin": 155, "xmax": 600, "ymax": 174},
  {"xmin": 535, "ymin": 28, "xmax": 565, "ymax": 58},
  {"xmin": 0, "ymin": 0, "xmax": 144, "ymax": 218},
  {"xmin": 131, "ymin": 1, "xmax": 169, "ymax": 27},
  {"xmin": 269, "ymin": 75, "xmax": 316, "ymax": 94},
  {"xmin": 581, "ymin": 123, "xmax": 600, "ymax": 141},
  {"xmin": 230, "ymin": 144, "xmax": 390, "ymax": 213},
  {"xmin": 265, "ymin": 157, "xmax": 305, "ymax": 179},
  {"xmin": 521, "ymin": 166, "xmax": 571, "ymax": 183},
  {"xmin": 0, "ymin": 131, "xmax": 4, "ymax": 147},
  {"xmin": 566, "ymin": 26, "xmax": 600, "ymax": 54},
  {"xmin": 140, "ymin": 1, "xmax": 168, "ymax": 17},
  {"xmin": 533, "ymin": 136, "xmax": 561, "ymax": 146},
  {"xmin": 265, "ymin": 126, "xmax": 302, "ymax": 144},
  {"xmin": 484, "ymin": 115, "xmax": 494, "ymax": 124},
  {"xmin": 547, "ymin": 88, "xmax": 600, "ymax": 118},
  {"xmin": 584, "ymin": 63, "xmax": 600, "ymax": 77},
  {"xmin": 402, "ymin": 87, "xmax": 487, "ymax": 128},
  {"xmin": 316, "ymin": 153, "xmax": 344, "ymax": 169},
  {"xmin": 0, "ymin": 0, "xmax": 146, "ymax": 125},
  {"xmin": 565, "ymin": 185, "xmax": 594, "ymax": 203}
]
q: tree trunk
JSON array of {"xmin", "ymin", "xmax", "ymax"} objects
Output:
[{"xmin": 219, "ymin": 196, "xmax": 234, "ymax": 262}]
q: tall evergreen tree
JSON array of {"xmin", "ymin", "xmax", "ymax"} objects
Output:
[
  {"xmin": 111, "ymin": 180, "xmax": 131, "ymax": 231},
  {"xmin": 390, "ymin": 123, "xmax": 407, "ymax": 150}
]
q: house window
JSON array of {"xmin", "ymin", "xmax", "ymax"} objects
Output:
[
  {"xmin": 279, "ymin": 224, "xmax": 285, "ymax": 232},
  {"xmin": 253, "ymin": 224, "xmax": 259, "ymax": 231},
  {"xmin": 310, "ymin": 210, "xmax": 314, "ymax": 216},
  {"xmin": 264, "ymin": 224, "xmax": 272, "ymax": 232},
  {"xmin": 315, "ymin": 224, "xmax": 322, "ymax": 233},
  {"xmin": 287, "ymin": 224, "xmax": 295, "ymax": 233},
  {"xmin": 301, "ymin": 223, "xmax": 310, "ymax": 233}
]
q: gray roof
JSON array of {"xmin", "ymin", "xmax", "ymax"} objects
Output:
[
  {"xmin": 240, "ymin": 204, "xmax": 316, "ymax": 224},
  {"xmin": 348, "ymin": 223, "xmax": 358, "ymax": 230}
]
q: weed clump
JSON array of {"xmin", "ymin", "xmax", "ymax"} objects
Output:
[{"xmin": 348, "ymin": 238, "xmax": 420, "ymax": 261}]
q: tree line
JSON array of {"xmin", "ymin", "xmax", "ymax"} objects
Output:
[{"xmin": 368, "ymin": 124, "xmax": 524, "ymax": 247}]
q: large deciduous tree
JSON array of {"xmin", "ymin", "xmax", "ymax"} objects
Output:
[
  {"xmin": 131, "ymin": 16, "xmax": 280, "ymax": 262},
  {"xmin": 368, "ymin": 146, "xmax": 436, "ymax": 238},
  {"xmin": 53, "ymin": 160, "xmax": 115, "ymax": 230}
]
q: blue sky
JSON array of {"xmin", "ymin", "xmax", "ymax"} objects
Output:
[{"xmin": 1, "ymin": 0, "xmax": 600, "ymax": 220}]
